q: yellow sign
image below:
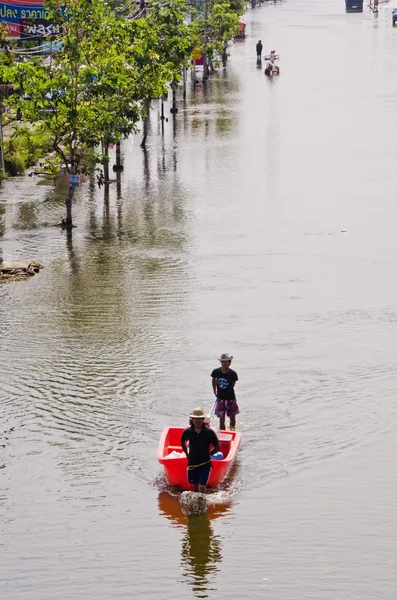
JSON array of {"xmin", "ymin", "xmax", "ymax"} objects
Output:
[{"xmin": 192, "ymin": 48, "xmax": 202, "ymax": 61}]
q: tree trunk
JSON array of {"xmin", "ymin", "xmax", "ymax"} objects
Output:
[
  {"xmin": 103, "ymin": 143, "xmax": 110, "ymax": 182},
  {"xmin": 141, "ymin": 98, "xmax": 151, "ymax": 148},
  {"xmin": 222, "ymin": 45, "xmax": 228, "ymax": 67},
  {"xmin": 116, "ymin": 141, "xmax": 121, "ymax": 167},
  {"xmin": 63, "ymin": 146, "xmax": 78, "ymax": 230},
  {"xmin": 182, "ymin": 68, "xmax": 187, "ymax": 100}
]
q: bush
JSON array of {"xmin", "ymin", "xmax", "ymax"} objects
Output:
[
  {"xmin": 3, "ymin": 126, "xmax": 53, "ymax": 176},
  {"xmin": 5, "ymin": 152, "xmax": 26, "ymax": 176}
]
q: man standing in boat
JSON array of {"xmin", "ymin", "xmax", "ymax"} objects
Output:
[
  {"xmin": 211, "ymin": 353, "xmax": 239, "ymax": 430},
  {"xmin": 181, "ymin": 408, "xmax": 220, "ymax": 494}
]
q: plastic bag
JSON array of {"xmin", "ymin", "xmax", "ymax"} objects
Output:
[{"xmin": 211, "ymin": 452, "xmax": 223, "ymax": 461}]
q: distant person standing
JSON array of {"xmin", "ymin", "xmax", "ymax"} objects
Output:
[
  {"xmin": 256, "ymin": 40, "xmax": 263, "ymax": 60},
  {"xmin": 211, "ymin": 353, "xmax": 239, "ymax": 430}
]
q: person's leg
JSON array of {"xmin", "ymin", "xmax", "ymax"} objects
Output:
[
  {"xmin": 216, "ymin": 399, "xmax": 226, "ymax": 430},
  {"xmin": 188, "ymin": 468, "xmax": 200, "ymax": 492},
  {"xmin": 194, "ymin": 484, "xmax": 199, "ymax": 492},
  {"xmin": 197, "ymin": 464, "xmax": 211, "ymax": 494},
  {"xmin": 228, "ymin": 400, "xmax": 239, "ymax": 430}
]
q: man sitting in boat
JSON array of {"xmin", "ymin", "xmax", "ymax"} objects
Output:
[
  {"xmin": 181, "ymin": 408, "xmax": 220, "ymax": 493},
  {"xmin": 211, "ymin": 353, "xmax": 239, "ymax": 430}
]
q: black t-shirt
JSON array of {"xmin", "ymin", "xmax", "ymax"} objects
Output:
[
  {"xmin": 211, "ymin": 367, "xmax": 238, "ymax": 400},
  {"xmin": 181, "ymin": 425, "xmax": 219, "ymax": 466}
]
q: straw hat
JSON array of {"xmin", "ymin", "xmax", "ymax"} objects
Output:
[
  {"xmin": 218, "ymin": 353, "xmax": 233, "ymax": 362},
  {"xmin": 190, "ymin": 407, "xmax": 205, "ymax": 419}
]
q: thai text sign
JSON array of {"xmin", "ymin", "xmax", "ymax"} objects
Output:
[{"xmin": 0, "ymin": 0, "xmax": 64, "ymax": 38}]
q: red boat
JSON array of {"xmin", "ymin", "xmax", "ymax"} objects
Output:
[{"xmin": 157, "ymin": 427, "xmax": 241, "ymax": 490}]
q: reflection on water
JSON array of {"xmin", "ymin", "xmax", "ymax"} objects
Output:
[
  {"xmin": 158, "ymin": 493, "xmax": 229, "ymax": 599},
  {"xmin": 15, "ymin": 201, "xmax": 38, "ymax": 230},
  {"xmin": 0, "ymin": 200, "xmax": 4, "ymax": 238},
  {"xmin": 181, "ymin": 513, "xmax": 222, "ymax": 599}
]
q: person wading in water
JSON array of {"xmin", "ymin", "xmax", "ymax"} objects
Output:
[
  {"xmin": 211, "ymin": 353, "xmax": 239, "ymax": 430},
  {"xmin": 181, "ymin": 408, "xmax": 220, "ymax": 493},
  {"xmin": 256, "ymin": 39, "xmax": 263, "ymax": 63}
]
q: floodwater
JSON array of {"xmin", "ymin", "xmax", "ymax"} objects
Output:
[{"xmin": 1, "ymin": 0, "xmax": 397, "ymax": 598}]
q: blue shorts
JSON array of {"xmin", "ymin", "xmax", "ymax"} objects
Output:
[{"xmin": 187, "ymin": 463, "xmax": 212, "ymax": 486}]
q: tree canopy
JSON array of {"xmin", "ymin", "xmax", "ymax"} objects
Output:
[{"xmin": 0, "ymin": 0, "xmax": 245, "ymax": 227}]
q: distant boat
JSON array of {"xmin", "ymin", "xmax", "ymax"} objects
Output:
[{"xmin": 157, "ymin": 427, "xmax": 241, "ymax": 490}]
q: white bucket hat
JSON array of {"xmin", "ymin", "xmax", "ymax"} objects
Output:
[
  {"xmin": 218, "ymin": 353, "xmax": 233, "ymax": 362},
  {"xmin": 190, "ymin": 407, "xmax": 206, "ymax": 419}
]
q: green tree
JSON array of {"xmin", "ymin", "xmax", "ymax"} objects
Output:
[
  {"xmin": 191, "ymin": 0, "xmax": 241, "ymax": 74},
  {"xmin": 130, "ymin": 0, "xmax": 193, "ymax": 147},
  {"xmin": 1, "ymin": 0, "xmax": 142, "ymax": 229}
]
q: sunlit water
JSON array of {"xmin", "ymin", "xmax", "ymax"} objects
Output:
[{"xmin": 1, "ymin": 0, "xmax": 397, "ymax": 598}]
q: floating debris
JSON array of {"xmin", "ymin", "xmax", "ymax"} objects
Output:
[{"xmin": 0, "ymin": 260, "xmax": 44, "ymax": 283}]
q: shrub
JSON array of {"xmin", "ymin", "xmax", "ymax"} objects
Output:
[
  {"xmin": 3, "ymin": 126, "xmax": 53, "ymax": 176},
  {"xmin": 5, "ymin": 152, "xmax": 26, "ymax": 176}
]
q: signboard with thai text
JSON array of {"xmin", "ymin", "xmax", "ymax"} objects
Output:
[{"xmin": 0, "ymin": 0, "xmax": 65, "ymax": 39}]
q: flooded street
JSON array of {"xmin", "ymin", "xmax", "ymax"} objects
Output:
[{"xmin": 2, "ymin": 0, "xmax": 397, "ymax": 597}]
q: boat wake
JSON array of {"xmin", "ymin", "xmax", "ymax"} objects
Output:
[
  {"xmin": 180, "ymin": 491, "xmax": 208, "ymax": 514},
  {"xmin": 155, "ymin": 457, "xmax": 243, "ymax": 521}
]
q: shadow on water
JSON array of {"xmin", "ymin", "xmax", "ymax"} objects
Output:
[
  {"xmin": 158, "ymin": 492, "xmax": 229, "ymax": 599},
  {"xmin": 65, "ymin": 230, "xmax": 80, "ymax": 276},
  {"xmin": 15, "ymin": 200, "xmax": 38, "ymax": 230}
]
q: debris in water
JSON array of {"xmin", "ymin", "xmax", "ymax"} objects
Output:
[
  {"xmin": 180, "ymin": 491, "xmax": 207, "ymax": 515},
  {"xmin": 0, "ymin": 260, "xmax": 44, "ymax": 283}
]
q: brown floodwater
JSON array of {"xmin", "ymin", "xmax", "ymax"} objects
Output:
[{"xmin": 1, "ymin": 1, "xmax": 397, "ymax": 598}]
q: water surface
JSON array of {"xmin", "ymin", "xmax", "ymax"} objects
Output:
[{"xmin": 1, "ymin": 1, "xmax": 397, "ymax": 598}]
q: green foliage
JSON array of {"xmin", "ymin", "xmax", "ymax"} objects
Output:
[
  {"xmin": 228, "ymin": 0, "xmax": 246, "ymax": 17},
  {"xmin": 5, "ymin": 151, "xmax": 25, "ymax": 176},
  {"xmin": 129, "ymin": 0, "xmax": 193, "ymax": 100},
  {"xmin": 0, "ymin": 0, "xmax": 246, "ymax": 210},
  {"xmin": 2, "ymin": 0, "xmax": 143, "ymax": 175},
  {"xmin": 191, "ymin": 0, "xmax": 240, "ymax": 60},
  {"xmin": 3, "ymin": 126, "xmax": 53, "ymax": 176}
]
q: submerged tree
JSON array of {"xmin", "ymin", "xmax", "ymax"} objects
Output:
[
  {"xmin": 191, "ymin": 0, "xmax": 241, "ymax": 73},
  {"xmin": 2, "ymin": 0, "xmax": 142, "ymax": 229},
  {"xmin": 130, "ymin": 0, "xmax": 193, "ymax": 147}
]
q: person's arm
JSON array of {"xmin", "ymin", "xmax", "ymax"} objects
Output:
[
  {"xmin": 210, "ymin": 431, "xmax": 220, "ymax": 456},
  {"xmin": 181, "ymin": 431, "xmax": 189, "ymax": 458},
  {"xmin": 232, "ymin": 371, "xmax": 238, "ymax": 389},
  {"xmin": 212, "ymin": 377, "xmax": 217, "ymax": 396}
]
